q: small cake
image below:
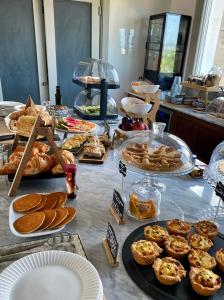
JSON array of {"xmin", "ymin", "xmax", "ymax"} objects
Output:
[
  {"xmin": 164, "ymin": 235, "xmax": 191, "ymax": 259},
  {"xmin": 188, "ymin": 233, "xmax": 213, "ymax": 251},
  {"xmin": 188, "ymin": 249, "xmax": 216, "ymax": 269},
  {"xmin": 166, "ymin": 219, "xmax": 191, "ymax": 237},
  {"xmin": 189, "ymin": 267, "xmax": 221, "ymax": 296},
  {"xmin": 195, "ymin": 220, "xmax": 218, "ymax": 239},
  {"xmin": 152, "ymin": 257, "xmax": 186, "ymax": 285},
  {"xmin": 131, "ymin": 240, "xmax": 162, "ymax": 265},
  {"xmin": 129, "ymin": 193, "xmax": 157, "ymax": 220},
  {"xmin": 144, "ymin": 225, "xmax": 169, "ymax": 245},
  {"xmin": 215, "ymin": 248, "xmax": 224, "ymax": 272}
]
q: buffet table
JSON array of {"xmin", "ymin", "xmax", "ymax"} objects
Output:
[{"xmin": 0, "ymin": 148, "xmax": 221, "ymax": 300}]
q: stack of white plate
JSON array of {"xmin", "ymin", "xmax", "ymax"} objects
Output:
[{"xmin": 0, "ymin": 251, "xmax": 103, "ymax": 300}]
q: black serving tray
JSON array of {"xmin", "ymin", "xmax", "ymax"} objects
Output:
[
  {"xmin": 122, "ymin": 220, "xmax": 224, "ymax": 300},
  {"xmin": 73, "ymin": 107, "xmax": 118, "ymax": 120},
  {"xmin": 8, "ymin": 172, "xmax": 65, "ymax": 182},
  {"xmin": 72, "ymin": 78, "xmax": 120, "ymax": 89}
]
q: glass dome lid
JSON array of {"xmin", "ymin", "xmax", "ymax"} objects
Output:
[
  {"xmin": 116, "ymin": 123, "xmax": 194, "ymax": 177},
  {"xmin": 206, "ymin": 97, "xmax": 224, "ymax": 116},
  {"xmin": 204, "ymin": 141, "xmax": 224, "ymax": 187},
  {"xmin": 73, "ymin": 58, "xmax": 119, "ymax": 86}
]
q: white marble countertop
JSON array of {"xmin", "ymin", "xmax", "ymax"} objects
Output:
[{"xmin": 0, "ymin": 144, "xmax": 223, "ymax": 299}]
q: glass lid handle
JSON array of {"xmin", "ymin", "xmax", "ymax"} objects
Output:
[{"xmin": 152, "ymin": 122, "xmax": 166, "ymax": 136}]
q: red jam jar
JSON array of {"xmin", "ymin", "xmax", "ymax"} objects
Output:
[{"xmin": 64, "ymin": 164, "xmax": 77, "ymax": 200}]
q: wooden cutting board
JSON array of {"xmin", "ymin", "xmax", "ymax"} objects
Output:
[{"xmin": 79, "ymin": 146, "xmax": 109, "ymax": 164}]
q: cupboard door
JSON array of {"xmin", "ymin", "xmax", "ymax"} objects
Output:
[{"xmin": 0, "ymin": 0, "xmax": 41, "ymax": 103}]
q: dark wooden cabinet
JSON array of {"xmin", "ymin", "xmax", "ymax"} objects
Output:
[{"xmin": 170, "ymin": 111, "xmax": 224, "ymax": 164}]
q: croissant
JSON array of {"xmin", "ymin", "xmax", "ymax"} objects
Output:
[
  {"xmin": 51, "ymin": 150, "xmax": 75, "ymax": 174},
  {"xmin": 24, "ymin": 153, "xmax": 54, "ymax": 175}
]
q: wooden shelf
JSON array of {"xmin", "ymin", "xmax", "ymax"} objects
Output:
[{"xmin": 182, "ymin": 82, "xmax": 219, "ymax": 92}]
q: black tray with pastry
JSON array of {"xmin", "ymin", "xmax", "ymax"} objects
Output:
[
  {"xmin": 122, "ymin": 220, "xmax": 224, "ymax": 300},
  {"xmin": 0, "ymin": 142, "xmax": 75, "ymax": 181}
]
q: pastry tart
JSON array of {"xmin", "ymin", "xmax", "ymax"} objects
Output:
[
  {"xmin": 215, "ymin": 248, "xmax": 224, "ymax": 272},
  {"xmin": 152, "ymin": 257, "xmax": 186, "ymax": 285},
  {"xmin": 188, "ymin": 249, "xmax": 216, "ymax": 269},
  {"xmin": 166, "ymin": 219, "xmax": 191, "ymax": 237},
  {"xmin": 188, "ymin": 233, "xmax": 213, "ymax": 251},
  {"xmin": 164, "ymin": 235, "xmax": 191, "ymax": 259},
  {"xmin": 195, "ymin": 220, "xmax": 218, "ymax": 239},
  {"xmin": 144, "ymin": 225, "xmax": 169, "ymax": 245},
  {"xmin": 189, "ymin": 267, "xmax": 221, "ymax": 296},
  {"xmin": 131, "ymin": 239, "xmax": 162, "ymax": 265}
]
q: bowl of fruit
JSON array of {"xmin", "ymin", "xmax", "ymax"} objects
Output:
[
  {"xmin": 117, "ymin": 117, "xmax": 150, "ymax": 137},
  {"xmin": 121, "ymin": 97, "xmax": 152, "ymax": 116}
]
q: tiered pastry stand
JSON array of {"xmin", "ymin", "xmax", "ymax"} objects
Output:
[{"xmin": 115, "ymin": 125, "xmax": 195, "ymax": 221}]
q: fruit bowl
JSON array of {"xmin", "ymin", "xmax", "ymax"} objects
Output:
[
  {"xmin": 116, "ymin": 127, "xmax": 151, "ymax": 138},
  {"xmin": 121, "ymin": 97, "xmax": 152, "ymax": 116},
  {"xmin": 117, "ymin": 117, "xmax": 150, "ymax": 137}
]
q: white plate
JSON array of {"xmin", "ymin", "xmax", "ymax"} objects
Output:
[
  {"xmin": 116, "ymin": 127, "xmax": 151, "ymax": 137},
  {"xmin": 15, "ymin": 104, "xmax": 46, "ymax": 111},
  {"xmin": 56, "ymin": 123, "xmax": 98, "ymax": 134},
  {"xmin": 9, "ymin": 194, "xmax": 65, "ymax": 238},
  {"xmin": 4, "ymin": 113, "xmax": 15, "ymax": 133},
  {"xmin": 0, "ymin": 101, "xmax": 23, "ymax": 107},
  {"xmin": 0, "ymin": 250, "xmax": 102, "ymax": 300}
]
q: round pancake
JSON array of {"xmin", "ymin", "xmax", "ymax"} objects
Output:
[
  {"xmin": 38, "ymin": 209, "xmax": 57, "ymax": 230},
  {"xmin": 13, "ymin": 212, "xmax": 45, "ymax": 233},
  {"xmin": 42, "ymin": 194, "xmax": 58, "ymax": 210},
  {"xmin": 13, "ymin": 194, "xmax": 42, "ymax": 213},
  {"xmin": 25, "ymin": 196, "xmax": 47, "ymax": 213},
  {"xmin": 56, "ymin": 207, "xmax": 76, "ymax": 228},
  {"xmin": 51, "ymin": 192, "xmax": 67, "ymax": 208},
  {"xmin": 48, "ymin": 208, "xmax": 68, "ymax": 229}
]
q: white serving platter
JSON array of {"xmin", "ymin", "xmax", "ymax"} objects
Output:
[
  {"xmin": 0, "ymin": 250, "xmax": 102, "ymax": 300},
  {"xmin": 0, "ymin": 101, "xmax": 23, "ymax": 107},
  {"xmin": 9, "ymin": 194, "xmax": 65, "ymax": 238}
]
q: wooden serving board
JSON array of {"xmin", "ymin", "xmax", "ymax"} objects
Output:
[{"xmin": 79, "ymin": 146, "xmax": 109, "ymax": 164}]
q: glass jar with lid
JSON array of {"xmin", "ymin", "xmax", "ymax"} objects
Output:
[{"xmin": 128, "ymin": 178, "xmax": 161, "ymax": 220}]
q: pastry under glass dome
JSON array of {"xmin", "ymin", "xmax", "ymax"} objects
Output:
[
  {"xmin": 204, "ymin": 141, "xmax": 224, "ymax": 187},
  {"xmin": 116, "ymin": 123, "xmax": 194, "ymax": 177},
  {"xmin": 206, "ymin": 97, "xmax": 224, "ymax": 118},
  {"xmin": 72, "ymin": 58, "xmax": 119, "ymax": 87}
]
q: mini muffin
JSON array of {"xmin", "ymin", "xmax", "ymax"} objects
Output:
[
  {"xmin": 188, "ymin": 249, "xmax": 216, "ymax": 270},
  {"xmin": 144, "ymin": 225, "xmax": 169, "ymax": 245},
  {"xmin": 215, "ymin": 248, "xmax": 224, "ymax": 272},
  {"xmin": 152, "ymin": 257, "xmax": 186, "ymax": 285},
  {"xmin": 188, "ymin": 233, "xmax": 213, "ymax": 251},
  {"xmin": 131, "ymin": 239, "xmax": 163, "ymax": 265},
  {"xmin": 166, "ymin": 219, "xmax": 191, "ymax": 237},
  {"xmin": 189, "ymin": 267, "xmax": 221, "ymax": 296},
  {"xmin": 164, "ymin": 235, "xmax": 191, "ymax": 259},
  {"xmin": 195, "ymin": 220, "xmax": 218, "ymax": 239}
]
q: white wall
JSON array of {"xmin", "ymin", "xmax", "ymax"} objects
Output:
[
  {"xmin": 104, "ymin": 0, "xmax": 197, "ymax": 100},
  {"xmin": 105, "ymin": 0, "xmax": 171, "ymax": 99}
]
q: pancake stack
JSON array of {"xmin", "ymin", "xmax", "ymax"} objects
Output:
[{"xmin": 13, "ymin": 192, "xmax": 76, "ymax": 234}]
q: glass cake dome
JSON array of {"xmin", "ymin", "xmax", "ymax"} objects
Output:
[
  {"xmin": 74, "ymin": 89, "xmax": 117, "ymax": 116},
  {"xmin": 73, "ymin": 58, "xmax": 119, "ymax": 86},
  {"xmin": 116, "ymin": 122, "xmax": 194, "ymax": 177},
  {"xmin": 206, "ymin": 97, "xmax": 224, "ymax": 117},
  {"xmin": 204, "ymin": 141, "xmax": 224, "ymax": 187}
]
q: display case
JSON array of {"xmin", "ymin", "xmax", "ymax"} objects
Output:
[
  {"xmin": 144, "ymin": 13, "xmax": 191, "ymax": 90},
  {"xmin": 73, "ymin": 59, "xmax": 120, "ymax": 120}
]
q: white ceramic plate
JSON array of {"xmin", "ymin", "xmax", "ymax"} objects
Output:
[
  {"xmin": 0, "ymin": 101, "xmax": 23, "ymax": 107},
  {"xmin": 15, "ymin": 104, "xmax": 46, "ymax": 111},
  {"xmin": 0, "ymin": 250, "xmax": 102, "ymax": 300},
  {"xmin": 4, "ymin": 113, "xmax": 15, "ymax": 133},
  {"xmin": 9, "ymin": 194, "xmax": 65, "ymax": 238}
]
